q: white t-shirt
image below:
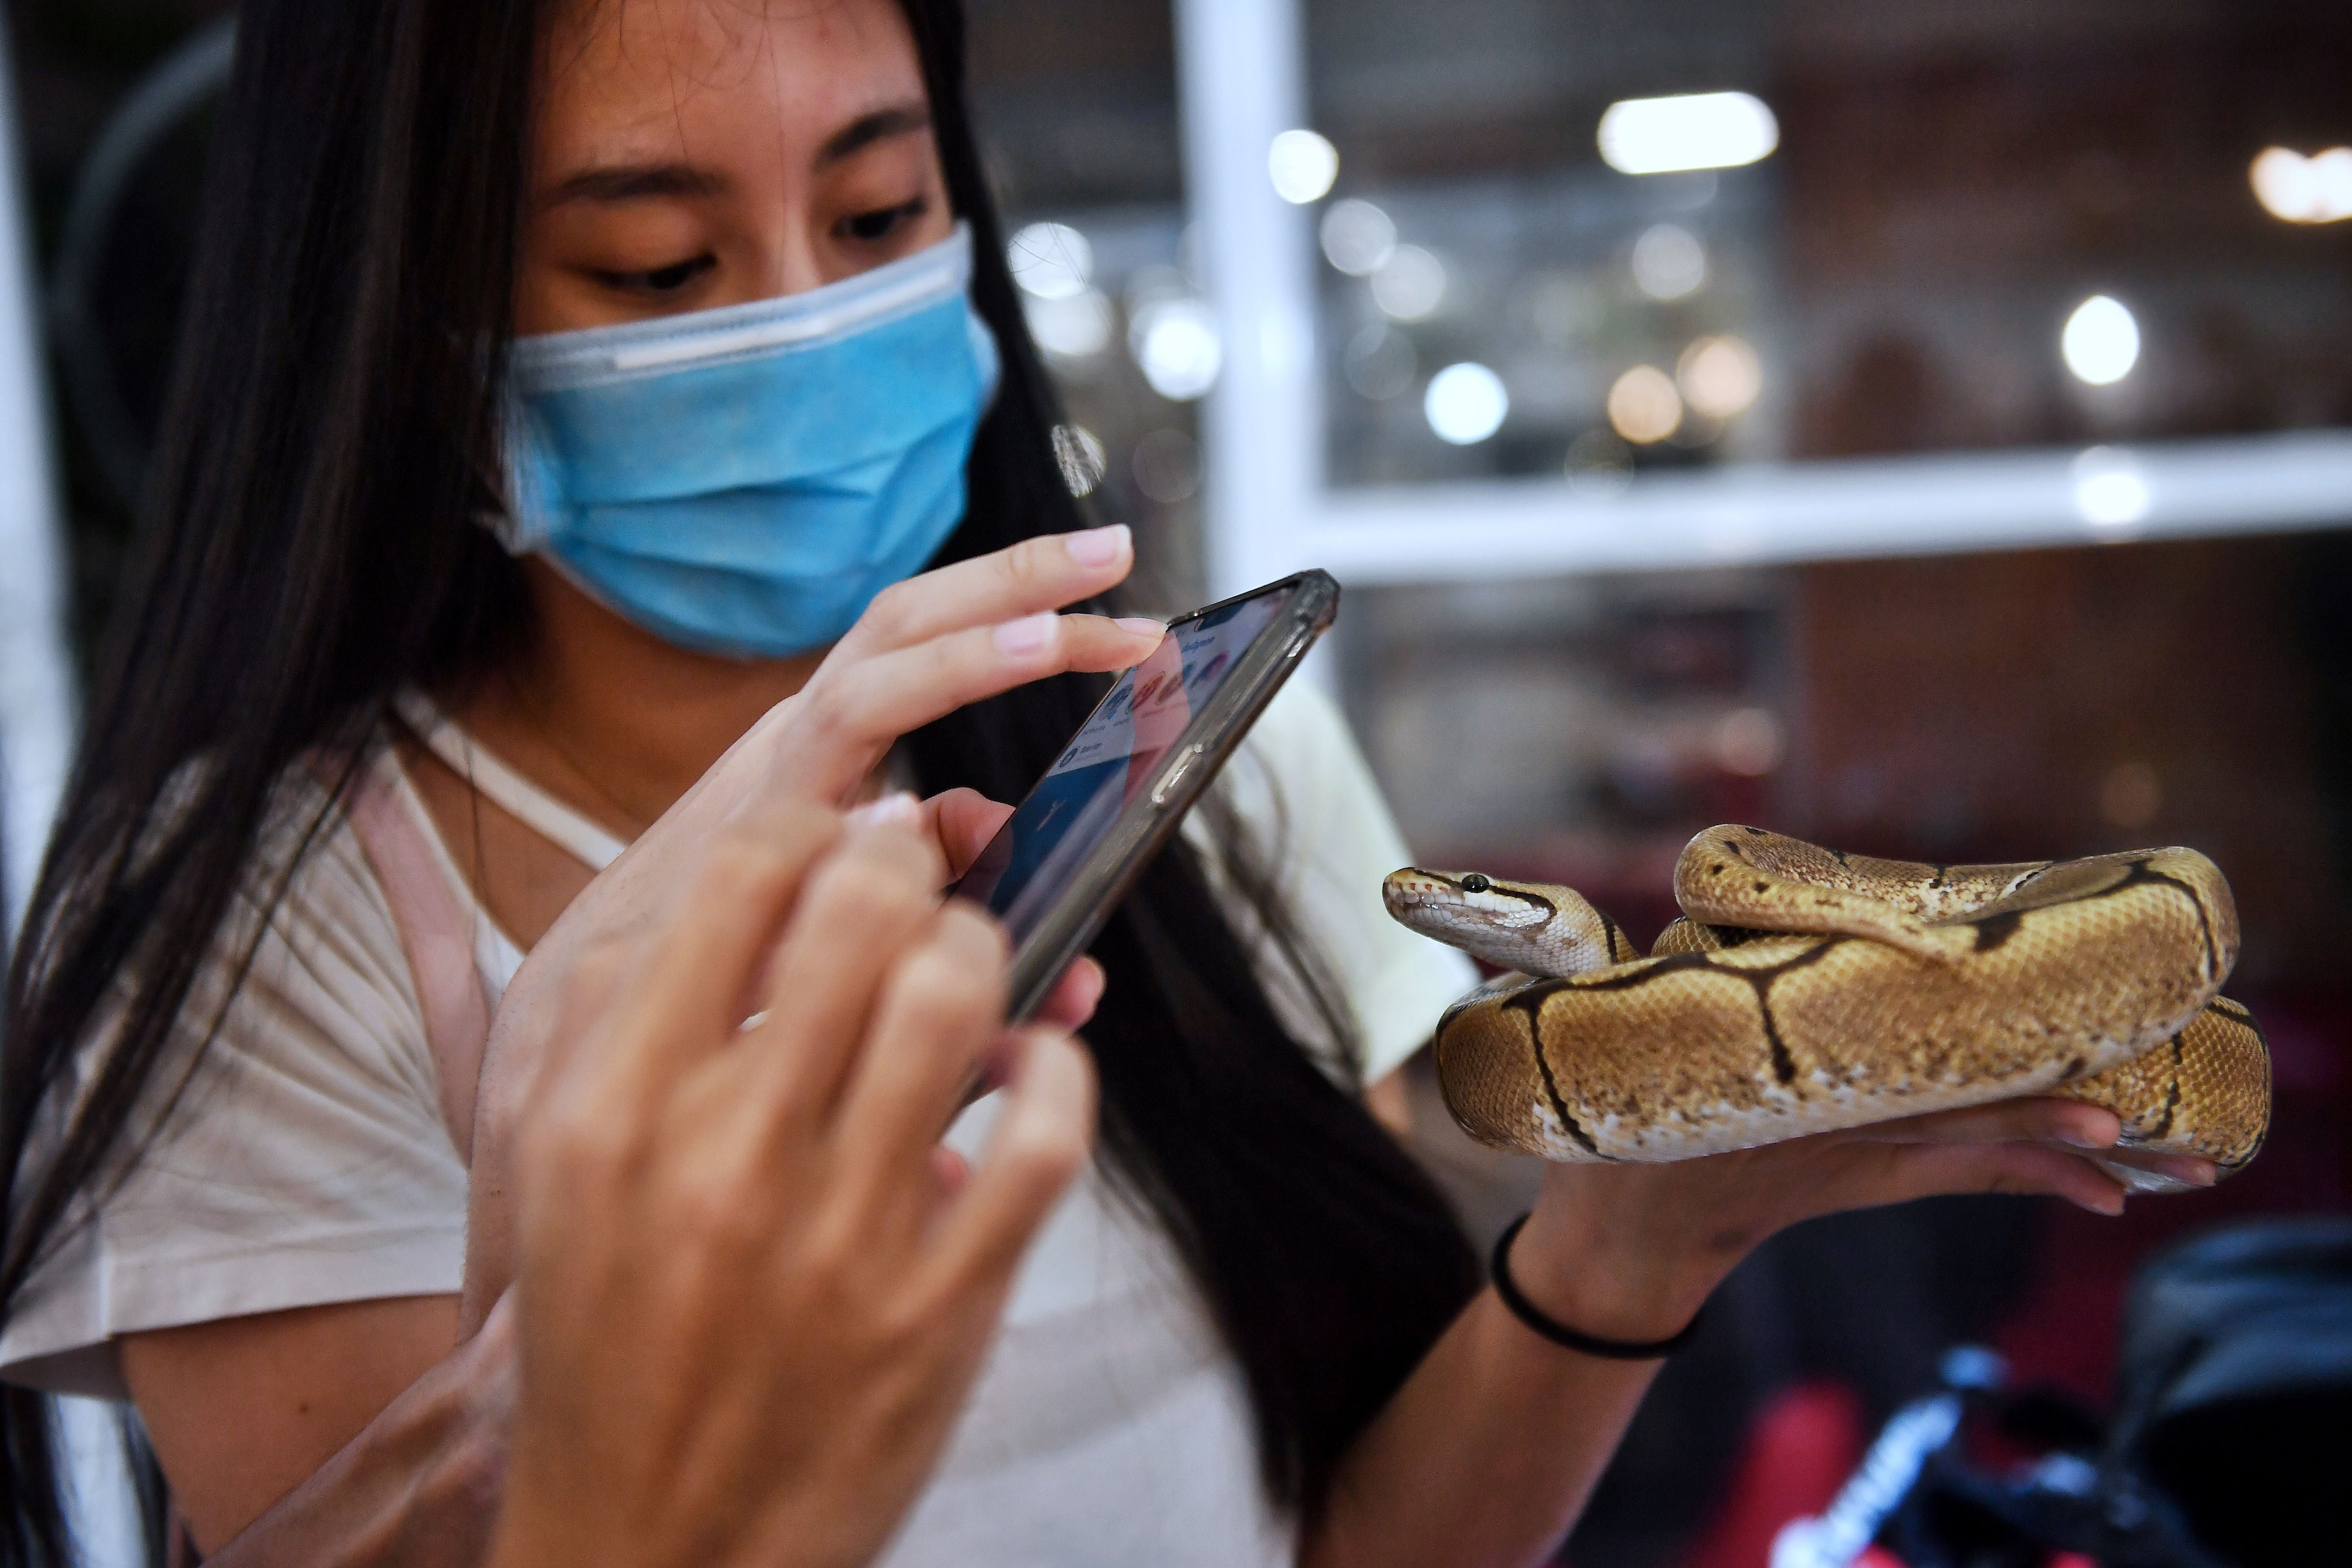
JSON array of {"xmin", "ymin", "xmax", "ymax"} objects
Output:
[{"xmin": 1, "ymin": 680, "xmax": 1475, "ymax": 1564}]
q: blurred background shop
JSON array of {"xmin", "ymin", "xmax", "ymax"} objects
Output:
[{"xmin": 6, "ymin": 0, "xmax": 2350, "ymax": 1564}]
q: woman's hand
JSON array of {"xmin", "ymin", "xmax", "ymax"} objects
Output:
[
  {"xmin": 488, "ymin": 798, "xmax": 1094, "ymax": 1568},
  {"xmin": 1309, "ymin": 1097, "xmax": 2221, "ymax": 1568},
  {"xmin": 463, "ymin": 528, "xmax": 1148, "ymax": 1328},
  {"xmin": 1508, "ymin": 1098, "xmax": 2220, "ymax": 1343},
  {"xmin": 740, "ymin": 524, "xmax": 1164, "ymax": 807}
]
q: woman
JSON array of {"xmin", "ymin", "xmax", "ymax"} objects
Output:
[{"xmin": 0, "ymin": 0, "xmax": 2202, "ymax": 1563}]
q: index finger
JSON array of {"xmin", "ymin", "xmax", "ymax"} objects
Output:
[{"xmin": 840, "ymin": 526, "xmax": 1138, "ymax": 654}]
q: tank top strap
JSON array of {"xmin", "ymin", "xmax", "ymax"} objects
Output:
[
  {"xmin": 392, "ymin": 690, "xmax": 629, "ymax": 872},
  {"xmin": 338, "ymin": 751, "xmax": 492, "ymax": 1160}
]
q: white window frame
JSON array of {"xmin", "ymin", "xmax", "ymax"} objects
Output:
[
  {"xmin": 1, "ymin": 20, "xmax": 78, "ymax": 933},
  {"xmin": 1173, "ymin": 0, "xmax": 2352, "ymax": 599}
]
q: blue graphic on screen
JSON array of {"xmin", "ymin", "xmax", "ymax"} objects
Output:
[{"xmin": 954, "ymin": 590, "xmax": 1288, "ymax": 942}]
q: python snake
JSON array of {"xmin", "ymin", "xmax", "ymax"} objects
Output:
[{"xmin": 1384, "ymin": 827, "xmax": 2271, "ymax": 1193}]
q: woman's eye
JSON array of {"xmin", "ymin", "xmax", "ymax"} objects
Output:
[
  {"xmin": 838, "ymin": 199, "xmax": 927, "ymax": 244},
  {"xmin": 593, "ymin": 255, "xmax": 716, "ymax": 296}
]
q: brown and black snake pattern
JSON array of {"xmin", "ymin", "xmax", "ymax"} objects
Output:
[{"xmin": 1383, "ymin": 828, "xmax": 2271, "ymax": 1192}]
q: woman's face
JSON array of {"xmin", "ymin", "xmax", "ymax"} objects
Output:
[{"xmin": 516, "ymin": 0, "xmax": 953, "ymax": 335}]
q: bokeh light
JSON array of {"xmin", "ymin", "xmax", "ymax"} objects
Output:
[
  {"xmin": 1716, "ymin": 708, "xmax": 1783, "ymax": 776},
  {"xmin": 1677, "ymin": 335, "xmax": 1761, "ymax": 419},
  {"xmin": 1268, "ymin": 129, "xmax": 1339, "ymax": 204},
  {"xmin": 1006, "ymin": 222, "xmax": 1093, "ymax": 300},
  {"xmin": 2100, "ymin": 761, "xmax": 2162, "ymax": 830},
  {"xmin": 1129, "ymin": 297, "xmax": 1222, "ymax": 400},
  {"xmin": 1631, "ymin": 224, "xmax": 1706, "ymax": 301},
  {"xmin": 1424, "ymin": 362, "xmax": 1508, "ymax": 444},
  {"xmin": 1022, "ymin": 289, "xmax": 1113, "ymax": 359},
  {"xmin": 1607, "ymin": 365, "xmax": 1683, "ymax": 444},
  {"xmin": 1320, "ymin": 199, "xmax": 1398, "ymax": 275},
  {"xmin": 2061, "ymin": 294, "xmax": 2140, "ymax": 385},
  {"xmin": 1343, "ymin": 324, "xmax": 1417, "ymax": 400},
  {"xmin": 1598, "ymin": 92, "xmax": 1779, "ymax": 176},
  {"xmin": 1372, "ymin": 245, "xmax": 1447, "ymax": 320},
  {"xmin": 1132, "ymin": 428, "xmax": 1201, "ymax": 504},
  {"xmin": 2071, "ymin": 446, "xmax": 2151, "ymax": 533},
  {"xmin": 1565, "ymin": 429, "xmax": 1635, "ymax": 497},
  {"xmin": 2249, "ymin": 147, "xmax": 2352, "ymax": 224}
]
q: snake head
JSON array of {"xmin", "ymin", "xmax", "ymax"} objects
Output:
[{"xmin": 1383, "ymin": 868, "xmax": 1632, "ymax": 978}]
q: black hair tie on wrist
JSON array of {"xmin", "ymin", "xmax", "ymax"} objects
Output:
[{"xmin": 1489, "ymin": 1213, "xmax": 1705, "ymax": 1360}]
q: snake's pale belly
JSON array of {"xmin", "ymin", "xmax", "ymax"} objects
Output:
[{"xmin": 1389, "ymin": 828, "xmax": 2271, "ymax": 1192}]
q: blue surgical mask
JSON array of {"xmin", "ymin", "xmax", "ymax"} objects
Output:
[{"xmin": 498, "ymin": 223, "xmax": 1000, "ymax": 659}]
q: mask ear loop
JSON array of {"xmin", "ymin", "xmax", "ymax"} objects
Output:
[
  {"xmin": 966, "ymin": 307, "xmax": 1003, "ymax": 418},
  {"xmin": 477, "ymin": 381, "xmax": 551, "ymax": 555}
]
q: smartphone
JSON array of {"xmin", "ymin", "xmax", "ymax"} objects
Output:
[{"xmin": 950, "ymin": 569, "xmax": 1340, "ymax": 1020}]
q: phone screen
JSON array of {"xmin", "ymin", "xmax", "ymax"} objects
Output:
[{"xmin": 952, "ymin": 584, "xmax": 1294, "ymax": 945}]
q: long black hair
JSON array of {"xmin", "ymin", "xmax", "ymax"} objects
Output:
[{"xmin": 0, "ymin": 0, "xmax": 1478, "ymax": 1558}]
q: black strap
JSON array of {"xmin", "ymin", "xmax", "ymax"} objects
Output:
[{"xmin": 1489, "ymin": 1213, "xmax": 1705, "ymax": 1361}]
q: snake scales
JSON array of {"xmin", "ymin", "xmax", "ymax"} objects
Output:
[{"xmin": 1384, "ymin": 827, "xmax": 2271, "ymax": 1193}]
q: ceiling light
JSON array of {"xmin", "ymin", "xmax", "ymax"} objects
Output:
[
  {"xmin": 2250, "ymin": 146, "xmax": 2352, "ymax": 223},
  {"xmin": 1371, "ymin": 245, "xmax": 1446, "ymax": 320},
  {"xmin": 1006, "ymin": 222, "xmax": 1092, "ymax": 300},
  {"xmin": 1319, "ymin": 199, "xmax": 1396, "ymax": 275},
  {"xmin": 1631, "ymin": 224, "xmax": 1706, "ymax": 300},
  {"xmin": 1424, "ymin": 362, "xmax": 1508, "ymax": 445},
  {"xmin": 1268, "ymin": 129, "xmax": 1339, "ymax": 204},
  {"xmin": 1598, "ymin": 92, "xmax": 1778, "ymax": 176},
  {"xmin": 2061, "ymin": 295, "xmax": 2139, "ymax": 386},
  {"xmin": 1607, "ymin": 365, "xmax": 1682, "ymax": 444},
  {"xmin": 1130, "ymin": 298, "xmax": 1222, "ymax": 400}
]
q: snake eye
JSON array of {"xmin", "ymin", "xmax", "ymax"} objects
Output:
[{"xmin": 1461, "ymin": 874, "xmax": 1490, "ymax": 893}]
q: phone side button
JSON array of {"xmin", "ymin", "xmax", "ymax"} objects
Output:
[
  {"xmin": 1285, "ymin": 627, "xmax": 1314, "ymax": 659},
  {"xmin": 1150, "ymin": 743, "xmax": 1206, "ymax": 807}
]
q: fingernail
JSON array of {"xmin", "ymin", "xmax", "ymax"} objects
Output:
[
  {"xmin": 848, "ymin": 790, "xmax": 920, "ymax": 828},
  {"xmin": 2059, "ymin": 1129, "xmax": 2116, "ymax": 1150},
  {"xmin": 1115, "ymin": 616, "xmax": 1167, "ymax": 640},
  {"xmin": 2159, "ymin": 1156, "xmax": 2219, "ymax": 1187},
  {"xmin": 1065, "ymin": 524, "xmax": 1129, "ymax": 568},
  {"xmin": 993, "ymin": 611, "xmax": 1058, "ymax": 655}
]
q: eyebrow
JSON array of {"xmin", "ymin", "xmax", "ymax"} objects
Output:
[
  {"xmin": 818, "ymin": 103, "xmax": 932, "ymax": 167},
  {"xmin": 540, "ymin": 103, "xmax": 932, "ymax": 209},
  {"xmin": 544, "ymin": 162, "xmax": 729, "ymax": 208}
]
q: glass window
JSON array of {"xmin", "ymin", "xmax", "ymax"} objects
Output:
[{"xmin": 1303, "ymin": 0, "xmax": 2352, "ymax": 486}]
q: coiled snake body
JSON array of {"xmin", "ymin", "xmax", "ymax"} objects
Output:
[{"xmin": 1385, "ymin": 827, "xmax": 2271, "ymax": 1193}]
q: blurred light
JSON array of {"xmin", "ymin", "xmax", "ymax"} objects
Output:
[
  {"xmin": 1343, "ymin": 323, "xmax": 1417, "ymax": 400},
  {"xmin": 1678, "ymin": 335, "xmax": 1761, "ymax": 419},
  {"xmin": 1525, "ymin": 274, "xmax": 1600, "ymax": 347},
  {"xmin": 1129, "ymin": 297, "xmax": 1222, "ymax": 400},
  {"xmin": 2062, "ymin": 295, "xmax": 2139, "ymax": 385},
  {"xmin": 1320, "ymin": 198, "xmax": 1397, "ymax": 275},
  {"xmin": 1006, "ymin": 222, "xmax": 1092, "ymax": 300},
  {"xmin": 2100, "ymin": 762, "xmax": 2161, "ymax": 830},
  {"xmin": 1607, "ymin": 365, "xmax": 1682, "ymax": 444},
  {"xmin": 1051, "ymin": 424, "xmax": 1106, "ymax": 496},
  {"xmin": 1022, "ymin": 288, "xmax": 1113, "ymax": 359},
  {"xmin": 1565, "ymin": 429, "xmax": 1634, "ymax": 497},
  {"xmin": 2070, "ymin": 446, "xmax": 2151, "ymax": 534},
  {"xmin": 1372, "ymin": 245, "xmax": 1446, "ymax": 320},
  {"xmin": 1268, "ymin": 129, "xmax": 1339, "ymax": 204},
  {"xmin": 1631, "ymin": 224, "xmax": 1706, "ymax": 301},
  {"xmin": 1598, "ymin": 92, "xmax": 1778, "ymax": 176},
  {"xmin": 1124, "ymin": 265, "xmax": 1191, "ymax": 318},
  {"xmin": 1424, "ymin": 362, "xmax": 1508, "ymax": 444},
  {"xmin": 1132, "ymin": 428, "xmax": 1201, "ymax": 504},
  {"xmin": 1716, "ymin": 708, "xmax": 1783, "ymax": 776},
  {"xmin": 2249, "ymin": 147, "xmax": 2352, "ymax": 224}
]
